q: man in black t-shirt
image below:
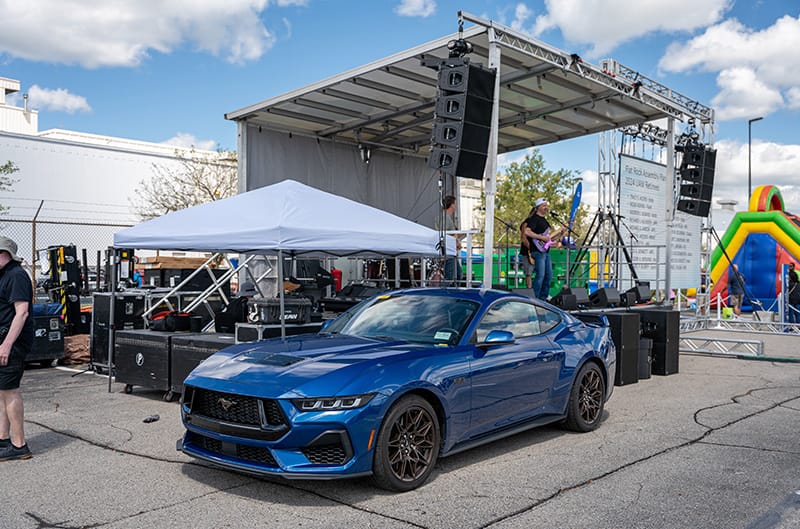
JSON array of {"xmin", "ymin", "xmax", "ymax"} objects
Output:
[
  {"xmin": 521, "ymin": 198, "xmax": 564, "ymax": 300},
  {"xmin": 0, "ymin": 236, "xmax": 34, "ymax": 461}
]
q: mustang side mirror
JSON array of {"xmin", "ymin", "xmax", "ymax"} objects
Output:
[
  {"xmin": 319, "ymin": 320, "xmax": 334, "ymax": 332},
  {"xmin": 480, "ymin": 329, "xmax": 515, "ymax": 347}
]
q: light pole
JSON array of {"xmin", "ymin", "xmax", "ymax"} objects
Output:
[{"xmin": 748, "ymin": 116, "xmax": 763, "ymax": 202}]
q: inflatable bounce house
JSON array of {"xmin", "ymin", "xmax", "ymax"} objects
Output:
[{"xmin": 709, "ymin": 185, "xmax": 800, "ymax": 311}]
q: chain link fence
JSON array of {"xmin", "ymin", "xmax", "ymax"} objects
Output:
[{"xmin": 0, "ymin": 217, "xmax": 133, "ymax": 285}]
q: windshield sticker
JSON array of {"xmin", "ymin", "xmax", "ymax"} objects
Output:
[{"xmin": 434, "ymin": 331, "xmax": 452, "ymax": 341}]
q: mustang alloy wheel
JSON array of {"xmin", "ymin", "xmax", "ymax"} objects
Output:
[
  {"xmin": 372, "ymin": 395, "xmax": 440, "ymax": 492},
  {"xmin": 564, "ymin": 362, "xmax": 605, "ymax": 432}
]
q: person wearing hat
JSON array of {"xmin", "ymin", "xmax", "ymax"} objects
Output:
[
  {"xmin": 0, "ymin": 236, "xmax": 34, "ymax": 461},
  {"xmin": 520, "ymin": 198, "xmax": 565, "ymax": 300}
]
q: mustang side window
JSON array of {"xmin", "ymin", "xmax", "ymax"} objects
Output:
[
  {"xmin": 475, "ymin": 301, "xmax": 540, "ymax": 341},
  {"xmin": 535, "ymin": 306, "xmax": 561, "ymax": 333}
]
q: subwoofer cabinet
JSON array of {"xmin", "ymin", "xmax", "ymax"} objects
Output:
[
  {"xmin": 634, "ymin": 308, "xmax": 679, "ymax": 375},
  {"xmin": 604, "ymin": 312, "xmax": 640, "ymax": 386},
  {"xmin": 169, "ymin": 333, "xmax": 236, "ymax": 395}
]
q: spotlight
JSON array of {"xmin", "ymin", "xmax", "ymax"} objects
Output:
[{"xmin": 447, "ymin": 39, "xmax": 473, "ymax": 57}]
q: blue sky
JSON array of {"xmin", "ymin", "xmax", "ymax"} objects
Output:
[{"xmin": 1, "ymin": 0, "xmax": 798, "ymax": 210}]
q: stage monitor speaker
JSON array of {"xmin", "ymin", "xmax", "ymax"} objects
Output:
[
  {"xmin": 677, "ymin": 198, "xmax": 711, "ymax": 217},
  {"xmin": 565, "ymin": 287, "xmax": 591, "ymax": 308},
  {"xmin": 550, "ymin": 292, "xmax": 577, "ymax": 310},
  {"xmin": 605, "ymin": 312, "xmax": 640, "ymax": 386},
  {"xmin": 620, "ymin": 291, "xmax": 637, "ymax": 307},
  {"xmin": 590, "ymin": 287, "xmax": 621, "ymax": 308}
]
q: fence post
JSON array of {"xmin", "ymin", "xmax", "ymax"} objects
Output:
[{"xmin": 31, "ymin": 200, "xmax": 44, "ymax": 285}]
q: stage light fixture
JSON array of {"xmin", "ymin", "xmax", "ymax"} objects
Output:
[{"xmin": 447, "ymin": 39, "xmax": 473, "ymax": 57}]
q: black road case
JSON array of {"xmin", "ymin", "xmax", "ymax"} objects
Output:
[
  {"xmin": 170, "ymin": 333, "xmax": 236, "ymax": 395},
  {"xmin": 114, "ymin": 329, "xmax": 176, "ymax": 399}
]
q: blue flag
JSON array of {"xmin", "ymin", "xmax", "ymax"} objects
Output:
[{"xmin": 569, "ymin": 181, "xmax": 582, "ymax": 230}]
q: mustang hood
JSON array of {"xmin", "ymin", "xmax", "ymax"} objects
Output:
[{"xmin": 185, "ymin": 334, "xmax": 426, "ymax": 397}]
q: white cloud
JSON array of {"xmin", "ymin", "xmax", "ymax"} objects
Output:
[
  {"xmin": 711, "ymin": 139, "xmax": 800, "ymax": 207},
  {"xmin": 9, "ymin": 85, "xmax": 92, "ymax": 114},
  {"xmin": 659, "ymin": 15, "xmax": 800, "ymax": 120},
  {"xmin": 0, "ymin": 0, "xmax": 278, "ymax": 67},
  {"xmin": 395, "ymin": 0, "xmax": 436, "ymax": 17},
  {"xmin": 510, "ymin": 3, "xmax": 534, "ymax": 33},
  {"xmin": 532, "ymin": 0, "xmax": 731, "ymax": 57},
  {"xmin": 162, "ymin": 133, "xmax": 217, "ymax": 151},
  {"xmin": 710, "ymin": 68, "xmax": 784, "ymax": 120}
]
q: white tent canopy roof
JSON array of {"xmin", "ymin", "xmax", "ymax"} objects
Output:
[{"xmin": 114, "ymin": 179, "xmax": 455, "ymax": 257}]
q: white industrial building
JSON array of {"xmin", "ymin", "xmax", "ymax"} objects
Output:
[{"xmin": 0, "ymin": 77, "xmax": 233, "ymax": 269}]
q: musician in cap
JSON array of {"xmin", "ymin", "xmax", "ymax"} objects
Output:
[{"xmin": 520, "ymin": 198, "xmax": 565, "ymax": 300}]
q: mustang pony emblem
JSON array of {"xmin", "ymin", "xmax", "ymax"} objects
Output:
[{"xmin": 218, "ymin": 398, "xmax": 237, "ymax": 411}]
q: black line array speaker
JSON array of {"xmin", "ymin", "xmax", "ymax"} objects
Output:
[
  {"xmin": 606, "ymin": 312, "xmax": 640, "ymax": 386},
  {"xmin": 590, "ymin": 287, "xmax": 621, "ymax": 308},
  {"xmin": 677, "ymin": 143, "xmax": 716, "ymax": 217},
  {"xmin": 427, "ymin": 57, "xmax": 496, "ymax": 180},
  {"xmin": 636, "ymin": 309, "xmax": 679, "ymax": 375}
]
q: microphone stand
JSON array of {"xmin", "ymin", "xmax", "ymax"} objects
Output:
[
  {"xmin": 495, "ymin": 216, "xmax": 516, "ymax": 287},
  {"xmin": 618, "ymin": 215, "xmax": 638, "ymax": 289}
]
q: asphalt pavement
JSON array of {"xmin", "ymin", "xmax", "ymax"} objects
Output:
[{"xmin": 1, "ymin": 329, "xmax": 799, "ymax": 529}]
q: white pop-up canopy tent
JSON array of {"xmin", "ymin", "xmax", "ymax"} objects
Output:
[
  {"xmin": 102, "ymin": 180, "xmax": 457, "ymax": 392},
  {"xmin": 114, "ymin": 179, "xmax": 455, "ymax": 256}
]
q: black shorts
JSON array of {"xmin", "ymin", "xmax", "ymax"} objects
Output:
[
  {"xmin": 0, "ymin": 341, "xmax": 27, "ymax": 390},
  {"xmin": 0, "ymin": 359, "xmax": 24, "ymax": 390}
]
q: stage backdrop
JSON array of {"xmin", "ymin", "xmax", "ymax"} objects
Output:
[{"xmin": 243, "ymin": 126, "xmax": 456, "ymax": 230}]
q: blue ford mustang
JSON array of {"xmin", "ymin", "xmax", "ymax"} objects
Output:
[{"xmin": 179, "ymin": 288, "xmax": 615, "ymax": 491}]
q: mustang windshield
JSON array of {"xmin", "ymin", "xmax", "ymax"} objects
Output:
[{"xmin": 322, "ymin": 294, "xmax": 479, "ymax": 345}]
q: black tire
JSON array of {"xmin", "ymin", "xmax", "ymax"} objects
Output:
[
  {"xmin": 372, "ymin": 395, "xmax": 440, "ymax": 492},
  {"xmin": 163, "ymin": 391, "xmax": 175, "ymax": 402},
  {"xmin": 124, "ymin": 384, "xmax": 133, "ymax": 394},
  {"xmin": 563, "ymin": 362, "xmax": 605, "ymax": 432}
]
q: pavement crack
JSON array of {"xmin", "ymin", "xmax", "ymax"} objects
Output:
[
  {"xmin": 26, "ymin": 419, "xmax": 198, "ymax": 466},
  {"xmin": 697, "ymin": 439, "xmax": 800, "ymax": 456},
  {"xmin": 479, "ymin": 385, "xmax": 800, "ymax": 529}
]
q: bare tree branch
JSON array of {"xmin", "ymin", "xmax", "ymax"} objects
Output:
[{"xmin": 130, "ymin": 149, "xmax": 237, "ymax": 220}]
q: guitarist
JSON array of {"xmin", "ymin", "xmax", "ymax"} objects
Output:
[{"xmin": 521, "ymin": 198, "xmax": 565, "ymax": 300}]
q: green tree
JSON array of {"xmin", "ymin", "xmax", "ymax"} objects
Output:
[
  {"xmin": 0, "ymin": 161, "xmax": 19, "ymax": 214},
  {"xmin": 131, "ymin": 149, "xmax": 237, "ymax": 220},
  {"xmin": 483, "ymin": 150, "xmax": 589, "ymax": 248}
]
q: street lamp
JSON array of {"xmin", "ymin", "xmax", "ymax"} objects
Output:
[{"xmin": 748, "ymin": 116, "xmax": 763, "ymax": 202}]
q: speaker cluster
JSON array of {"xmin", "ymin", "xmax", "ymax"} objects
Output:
[
  {"xmin": 676, "ymin": 142, "xmax": 716, "ymax": 217},
  {"xmin": 427, "ymin": 57, "xmax": 496, "ymax": 180}
]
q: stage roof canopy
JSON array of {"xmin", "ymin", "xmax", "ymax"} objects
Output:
[{"xmin": 226, "ymin": 12, "xmax": 714, "ymax": 158}]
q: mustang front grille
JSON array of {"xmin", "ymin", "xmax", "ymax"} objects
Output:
[{"xmin": 190, "ymin": 387, "xmax": 287, "ymax": 427}]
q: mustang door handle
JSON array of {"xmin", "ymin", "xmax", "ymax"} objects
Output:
[{"xmin": 538, "ymin": 350, "xmax": 559, "ymax": 360}]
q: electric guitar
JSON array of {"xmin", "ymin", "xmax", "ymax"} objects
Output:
[{"xmin": 532, "ymin": 227, "xmax": 566, "ymax": 253}]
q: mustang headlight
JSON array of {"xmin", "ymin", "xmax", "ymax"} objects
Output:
[{"xmin": 292, "ymin": 393, "xmax": 375, "ymax": 412}]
